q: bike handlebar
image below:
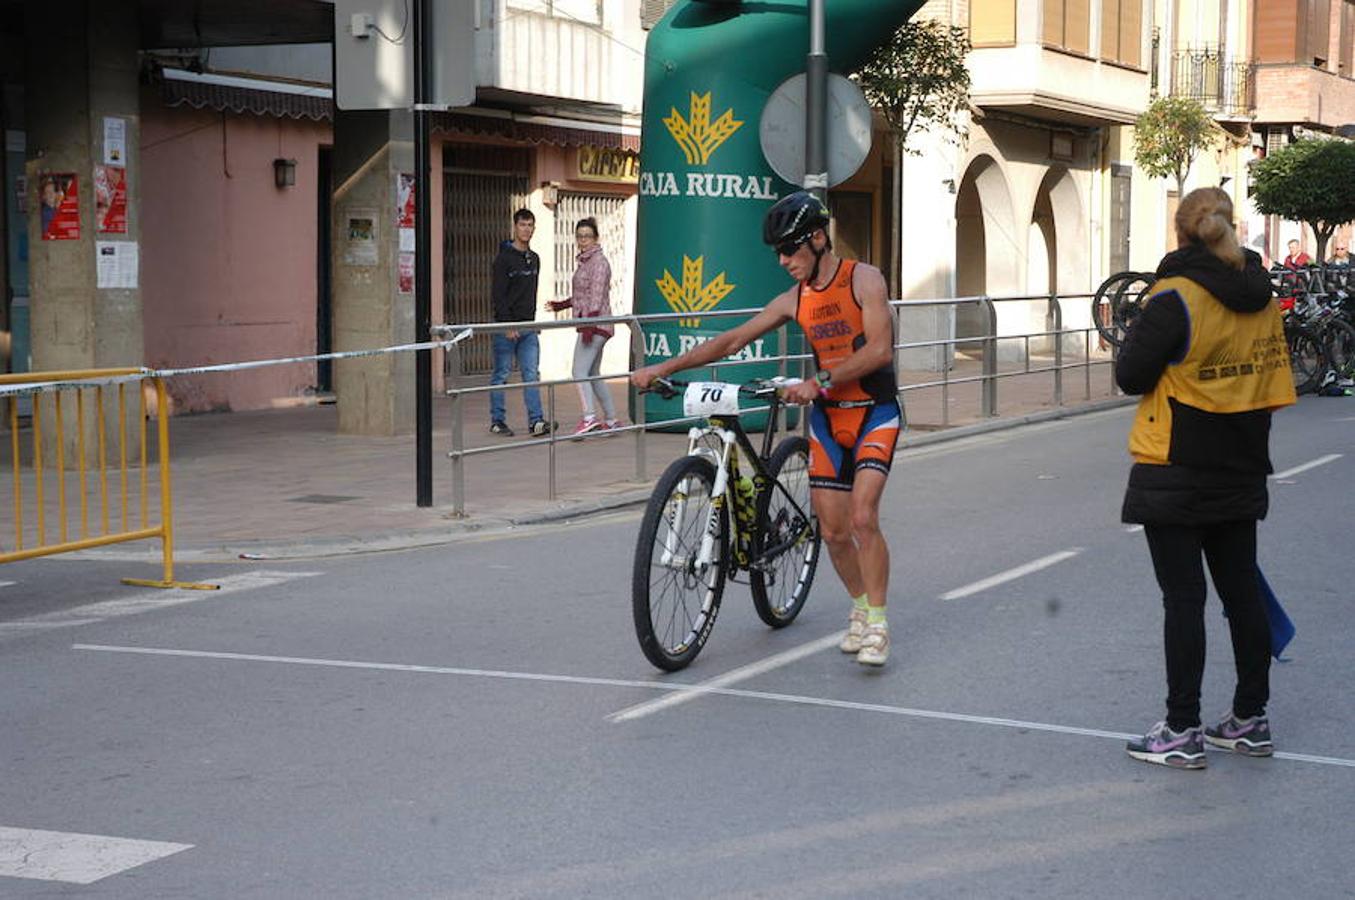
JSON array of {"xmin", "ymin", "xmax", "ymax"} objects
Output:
[{"xmin": 641, "ymin": 375, "xmax": 802, "ymax": 401}]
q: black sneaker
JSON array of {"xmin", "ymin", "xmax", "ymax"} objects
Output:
[
  {"xmin": 529, "ymin": 419, "xmax": 557, "ymax": 437},
  {"xmin": 489, "ymin": 421, "xmax": 514, "ymax": 436},
  {"xmin": 1204, "ymin": 713, "xmax": 1274, "ymax": 757}
]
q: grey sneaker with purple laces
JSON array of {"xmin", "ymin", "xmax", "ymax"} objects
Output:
[
  {"xmin": 1126, "ymin": 721, "xmax": 1207, "ymax": 769},
  {"xmin": 1204, "ymin": 713, "xmax": 1274, "ymax": 756}
]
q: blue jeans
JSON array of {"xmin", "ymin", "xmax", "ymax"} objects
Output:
[{"xmin": 490, "ymin": 332, "xmax": 543, "ymax": 425}]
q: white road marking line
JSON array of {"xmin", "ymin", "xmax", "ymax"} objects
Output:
[
  {"xmin": 939, "ymin": 549, "xmax": 1083, "ymax": 601},
  {"xmin": 0, "ymin": 826, "xmax": 192, "ymax": 885},
  {"xmin": 606, "ymin": 631, "xmax": 845, "ymax": 723},
  {"xmin": 0, "ymin": 571, "xmax": 319, "ymax": 635},
  {"xmin": 1124, "ymin": 525, "xmax": 1144, "ymax": 534},
  {"xmin": 72, "ymin": 643, "xmax": 1355, "ymax": 770},
  {"xmin": 1271, "ymin": 453, "xmax": 1342, "ymax": 480},
  {"xmin": 0, "ymin": 580, "xmax": 15, "ymax": 589}
]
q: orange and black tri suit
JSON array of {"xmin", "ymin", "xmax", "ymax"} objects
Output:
[{"xmin": 795, "ymin": 259, "xmax": 900, "ymax": 491}]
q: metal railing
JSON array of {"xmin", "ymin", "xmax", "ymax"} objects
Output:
[
  {"xmin": 1169, "ymin": 46, "xmax": 1253, "ymax": 117},
  {"xmin": 0, "ymin": 371, "xmax": 214, "ymax": 589},
  {"xmin": 433, "ymin": 291, "xmax": 1119, "ymax": 516}
]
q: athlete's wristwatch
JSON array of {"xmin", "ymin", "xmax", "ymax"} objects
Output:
[{"xmin": 815, "ymin": 369, "xmax": 832, "ymax": 396}]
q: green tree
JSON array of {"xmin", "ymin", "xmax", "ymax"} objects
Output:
[
  {"xmin": 1133, "ymin": 96, "xmax": 1219, "ymax": 195},
  {"xmin": 1252, "ymin": 138, "xmax": 1355, "ymax": 262},
  {"xmin": 852, "ymin": 19, "xmax": 971, "ymax": 294}
]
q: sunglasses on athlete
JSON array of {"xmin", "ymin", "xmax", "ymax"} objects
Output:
[{"xmin": 774, "ymin": 233, "xmax": 813, "ymax": 258}]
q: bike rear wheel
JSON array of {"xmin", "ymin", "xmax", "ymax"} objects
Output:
[
  {"xmin": 1092, "ymin": 272, "xmax": 1152, "ymax": 349},
  {"xmin": 1288, "ymin": 325, "xmax": 1326, "ymax": 395},
  {"xmin": 632, "ymin": 455, "xmax": 728, "ymax": 671},
  {"xmin": 750, "ymin": 436, "xmax": 820, "ymax": 628}
]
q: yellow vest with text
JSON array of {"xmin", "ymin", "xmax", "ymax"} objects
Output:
[{"xmin": 1129, "ymin": 276, "xmax": 1296, "ymax": 465}]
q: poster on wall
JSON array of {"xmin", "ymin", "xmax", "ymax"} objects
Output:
[
  {"xmin": 343, "ymin": 209, "xmax": 378, "ymax": 266},
  {"xmin": 398, "ymin": 252, "xmax": 415, "ymax": 294},
  {"xmin": 38, "ymin": 172, "xmax": 79, "ymax": 240},
  {"xmin": 397, "ymin": 173, "xmax": 415, "ymax": 228},
  {"xmin": 95, "ymin": 164, "xmax": 127, "ymax": 234},
  {"xmin": 96, "ymin": 241, "xmax": 138, "ymax": 289},
  {"xmin": 103, "ymin": 117, "xmax": 126, "ymax": 165}
]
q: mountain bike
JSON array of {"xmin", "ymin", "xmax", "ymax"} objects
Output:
[{"xmin": 631, "ymin": 376, "xmax": 821, "ymax": 672}]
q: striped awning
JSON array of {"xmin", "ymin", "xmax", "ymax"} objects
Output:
[
  {"xmin": 160, "ymin": 77, "xmax": 333, "ymax": 122},
  {"xmin": 156, "ymin": 71, "xmax": 642, "ymax": 151},
  {"xmin": 433, "ymin": 111, "xmax": 641, "ymax": 152}
]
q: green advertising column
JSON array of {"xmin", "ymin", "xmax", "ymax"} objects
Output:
[{"xmin": 636, "ymin": 0, "xmax": 921, "ymax": 425}]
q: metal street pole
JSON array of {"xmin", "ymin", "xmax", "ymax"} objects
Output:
[
  {"xmin": 414, "ymin": 0, "xmax": 434, "ymax": 507},
  {"xmin": 804, "ymin": 0, "xmax": 828, "ymax": 200}
]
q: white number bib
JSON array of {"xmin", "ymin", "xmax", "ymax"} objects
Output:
[{"xmin": 683, "ymin": 382, "xmax": 741, "ymax": 416}]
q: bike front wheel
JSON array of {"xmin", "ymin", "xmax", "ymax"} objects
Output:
[
  {"xmin": 750, "ymin": 436, "xmax": 820, "ymax": 628},
  {"xmin": 1322, "ymin": 318, "xmax": 1355, "ymax": 380},
  {"xmin": 632, "ymin": 455, "xmax": 729, "ymax": 671}
]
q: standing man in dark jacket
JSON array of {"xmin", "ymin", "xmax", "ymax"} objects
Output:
[
  {"xmin": 489, "ymin": 208, "xmax": 555, "ymax": 436},
  {"xmin": 1119, "ymin": 187, "xmax": 1296, "ymax": 770}
]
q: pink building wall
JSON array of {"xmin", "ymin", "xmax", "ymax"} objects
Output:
[{"xmin": 141, "ymin": 97, "xmax": 331, "ymax": 414}]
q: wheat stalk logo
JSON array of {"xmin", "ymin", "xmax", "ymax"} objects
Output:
[
  {"xmin": 656, "ymin": 255, "xmax": 736, "ymax": 328},
  {"xmin": 663, "ymin": 92, "xmax": 743, "ymax": 166}
]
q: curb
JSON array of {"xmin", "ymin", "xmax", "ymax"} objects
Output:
[{"xmin": 77, "ymin": 397, "xmax": 1135, "ymax": 563}]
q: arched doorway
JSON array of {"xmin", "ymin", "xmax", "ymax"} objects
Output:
[
  {"xmin": 954, "ymin": 155, "xmax": 1019, "ymax": 343},
  {"xmin": 1032, "ymin": 167, "xmax": 1089, "ymax": 342}
]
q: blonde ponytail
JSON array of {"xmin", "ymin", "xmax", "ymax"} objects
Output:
[{"xmin": 1175, "ymin": 187, "xmax": 1245, "ymax": 270}]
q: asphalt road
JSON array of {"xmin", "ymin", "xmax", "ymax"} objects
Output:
[{"xmin": 2, "ymin": 399, "xmax": 1352, "ymax": 898}]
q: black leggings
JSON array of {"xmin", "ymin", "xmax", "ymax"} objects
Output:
[{"xmin": 1143, "ymin": 521, "xmax": 1271, "ymax": 731}]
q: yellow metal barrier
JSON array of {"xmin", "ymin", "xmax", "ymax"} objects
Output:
[{"xmin": 1, "ymin": 370, "xmax": 216, "ymax": 590}]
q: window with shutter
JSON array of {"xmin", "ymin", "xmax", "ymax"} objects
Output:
[
  {"xmin": 1101, "ymin": 0, "xmax": 1121, "ymax": 62},
  {"xmin": 1252, "ymin": 0, "xmax": 1301, "ymax": 63},
  {"xmin": 1043, "ymin": 0, "xmax": 1091, "ymax": 53},
  {"xmin": 1310, "ymin": 0, "xmax": 1332, "ymax": 65},
  {"xmin": 971, "ymin": 0, "xmax": 1017, "ymax": 46},
  {"xmin": 1341, "ymin": 0, "xmax": 1355, "ymax": 75},
  {"xmin": 1043, "ymin": 0, "xmax": 1065, "ymax": 45},
  {"xmin": 1119, "ymin": 0, "xmax": 1142, "ymax": 66}
]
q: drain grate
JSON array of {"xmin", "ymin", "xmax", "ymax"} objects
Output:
[{"xmin": 288, "ymin": 494, "xmax": 360, "ymax": 505}]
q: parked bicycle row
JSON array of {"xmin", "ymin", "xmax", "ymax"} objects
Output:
[{"xmin": 1092, "ymin": 263, "xmax": 1355, "ymax": 396}]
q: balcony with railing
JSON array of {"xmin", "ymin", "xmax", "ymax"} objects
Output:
[
  {"xmin": 476, "ymin": 0, "xmax": 644, "ymax": 114},
  {"xmin": 1167, "ymin": 46, "xmax": 1254, "ymax": 119}
]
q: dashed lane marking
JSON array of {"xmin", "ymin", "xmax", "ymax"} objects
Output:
[
  {"xmin": 939, "ymin": 549, "xmax": 1083, "ymax": 601},
  {"xmin": 71, "ymin": 643, "xmax": 1355, "ymax": 769},
  {"xmin": 0, "ymin": 580, "xmax": 15, "ymax": 589},
  {"xmin": 1271, "ymin": 453, "xmax": 1342, "ymax": 481},
  {"xmin": 0, "ymin": 571, "xmax": 320, "ymax": 635},
  {"xmin": 606, "ymin": 631, "xmax": 845, "ymax": 722},
  {"xmin": 0, "ymin": 826, "xmax": 192, "ymax": 885}
]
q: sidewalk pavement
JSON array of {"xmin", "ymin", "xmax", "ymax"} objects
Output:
[{"xmin": 10, "ymin": 357, "xmax": 1130, "ymax": 563}]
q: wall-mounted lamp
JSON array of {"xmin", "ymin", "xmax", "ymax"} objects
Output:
[
  {"xmin": 273, "ymin": 157, "xmax": 297, "ymax": 189},
  {"xmin": 540, "ymin": 181, "xmax": 560, "ymax": 208},
  {"xmin": 941, "ymin": 178, "xmax": 956, "ymax": 194}
]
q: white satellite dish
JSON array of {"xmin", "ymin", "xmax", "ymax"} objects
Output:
[{"xmin": 759, "ymin": 73, "xmax": 873, "ymax": 189}]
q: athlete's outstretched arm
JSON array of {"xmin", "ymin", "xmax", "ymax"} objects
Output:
[
  {"xmin": 631, "ymin": 290, "xmax": 797, "ymax": 388},
  {"xmin": 818, "ymin": 264, "xmax": 894, "ymax": 386}
]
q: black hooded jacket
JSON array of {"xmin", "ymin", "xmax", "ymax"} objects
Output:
[
  {"xmin": 491, "ymin": 240, "xmax": 541, "ymax": 324},
  {"xmin": 1116, "ymin": 244, "xmax": 1279, "ymax": 525}
]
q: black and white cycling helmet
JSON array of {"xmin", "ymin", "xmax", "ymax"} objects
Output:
[{"xmin": 762, "ymin": 191, "xmax": 831, "ymax": 249}]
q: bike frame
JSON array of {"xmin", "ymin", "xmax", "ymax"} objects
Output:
[{"xmin": 660, "ymin": 388, "xmax": 814, "ymax": 579}]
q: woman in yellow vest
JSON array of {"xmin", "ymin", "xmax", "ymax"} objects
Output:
[{"xmin": 1118, "ymin": 187, "xmax": 1297, "ymax": 769}]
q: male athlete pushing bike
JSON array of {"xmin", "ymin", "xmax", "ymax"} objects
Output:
[{"xmin": 632, "ymin": 192, "xmax": 901, "ymax": 666}]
